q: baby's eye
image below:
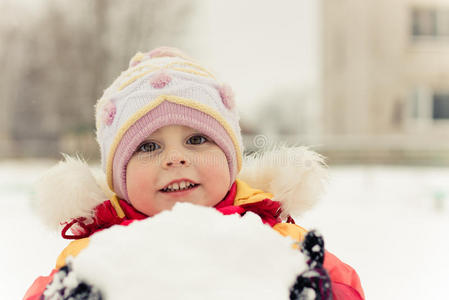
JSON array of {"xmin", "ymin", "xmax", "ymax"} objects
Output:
[
  {"xmin": 187, "ymin": 135, "xmax": 208, "ymax": 145},
  {"xmin": 137, "ymin": 141, "xmax": 160, "ymax": 152}
]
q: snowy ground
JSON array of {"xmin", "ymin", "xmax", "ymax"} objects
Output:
[{"xmin": 1, "ymin": 160, "xmax": 448, "ymax": 299}]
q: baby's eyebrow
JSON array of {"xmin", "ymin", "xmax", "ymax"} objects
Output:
[
  {"xmin": 140, "ymin": 137, "xmax": 160, "ymax": 143},
  {"xmin": 190, "ymin": 132, "xmax": 212, "ymax": 139},
  {"xmin": 181, "ymin": 127, "xmax": 198, "ymax": 134},
  {"xmin": 189, "ymin": 131, "xmax": 203, "ymax": 135}
]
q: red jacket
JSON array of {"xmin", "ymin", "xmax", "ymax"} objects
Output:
[{"xmin": 24, "ymin": 180, "xmax": 364, "ymax": 300}]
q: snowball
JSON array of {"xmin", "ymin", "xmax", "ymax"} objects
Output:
[{"xmin": 72, "ymin": 203, "xmax": 307, "ymax": 300}]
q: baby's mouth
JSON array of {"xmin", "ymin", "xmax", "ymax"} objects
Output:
[{"xmin": 159, "ymin": 183, "xmax": 200, "ymax": 193}]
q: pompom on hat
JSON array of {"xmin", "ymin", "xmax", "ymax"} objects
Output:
[{"xmin": 95, "ymin": 47, "xmax": 243, "ymax": 201}]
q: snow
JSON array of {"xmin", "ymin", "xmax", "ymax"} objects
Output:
[
  {"xmin": 311, "ymin": 245, "xmax": 321, "ymax": 252},
  {"xmin": 1, "ymin": 161, "xmax": 449, "ymax": 299},
  {"xmin": 0, "ymin": 160, "xmax": 68, "ymax": 299},
  {"xmin": 303, "ymin": 288, "xmax": 316, "ymax": 298},
  {"xmin": 298, "ymin": 166, "xmax": 449, "ymax": 299},
  {"xmin": 43, "ymin": 269, "xmax": 68, "ymax": 298},
  {"xmin": 72, "ymin": 204, "xmax": 306, "ymax": 300}
]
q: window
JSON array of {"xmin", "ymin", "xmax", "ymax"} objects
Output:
[
  {"xmin": 409, "ymin": 88, "xmax": 449, "ymax": 121},
  {"xmin": 411, "ymin": 7, "xmax": 449, "ymax": 39},
  {"xmin": 433, "ymin": 92, "xmax": 449, "ymax": 119}
]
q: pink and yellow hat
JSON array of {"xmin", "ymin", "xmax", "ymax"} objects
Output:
[{"xmin": 95, "ymin": 47, "xmax": 243, "ymax": 201}]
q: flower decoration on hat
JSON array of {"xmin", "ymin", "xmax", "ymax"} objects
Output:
[
  {"xmin": 150, "ymin": 71, "xmax": 172, "ymax": 89},
  {"xmin": 102, "ymin": 100, "xmax": 116, "ymax": 126},
  {"xmin": 218, "ymin": 83, "xmax": 236, "ymax": 111}
]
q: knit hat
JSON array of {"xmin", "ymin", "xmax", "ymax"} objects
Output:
[{"xmin": 95, "ymin": 47, "xmax": 243, "ymax": 201}]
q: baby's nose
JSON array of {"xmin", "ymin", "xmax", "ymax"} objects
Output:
[
  {"xmin": 162, "ymin": 150, "xmax": 191, "ymax": 168},
  {"xmin": 165, "ymin": 159, "xmax": 187, "ymax": 167}
]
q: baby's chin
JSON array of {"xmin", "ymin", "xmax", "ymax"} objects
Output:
[
  {"xmin": 136, "ymin": 187, "xmax": 224, "ymax": 216},
  {"xmin": 152, "ymin": 197, "xmax": 222, "ymax": 215}
]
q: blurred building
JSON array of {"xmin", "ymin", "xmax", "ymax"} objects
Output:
[{"xmin": 321, "ymin": 0, "xmax": 449, "ymax": 164}]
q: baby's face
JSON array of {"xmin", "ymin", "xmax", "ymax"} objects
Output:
[{"xmin": 126, "ymin": 125, "xmax": 230, "ymax": 216}]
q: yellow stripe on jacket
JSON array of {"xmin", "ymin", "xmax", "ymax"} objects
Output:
[
  {"xmin": 233, "ymin": 179, "xmax": 274, "ymax": 206},
  {"xmin": 56, "ymin": 238, "xmax": 90, "ymax": 269}
]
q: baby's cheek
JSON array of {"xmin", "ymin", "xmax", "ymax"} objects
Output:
[
  {"xmin": 126, "ymin": 168, "xmax": 157, "ymax": 214},
  {"xmin": 205, "ymin": 153, "xmax": 230, "ymax": 206},
  {"xmin": 197, "ymin": 150, "xmax": 229, "ymax": 175},
  {"xmin": 126, "ymin": 160, "xmax": 156, "ymax": 195},
  {"xmin": 126, "ymin": 171, "xmax": 142, "ymax": 200}
]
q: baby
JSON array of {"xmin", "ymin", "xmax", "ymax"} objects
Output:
[
  {"xmin": 126, "ymin": 124, "xmax": 231, "ymax": 215},
  {"xmin": 24, "ymin": 47, "xmax": 364, "ymax": 300}
]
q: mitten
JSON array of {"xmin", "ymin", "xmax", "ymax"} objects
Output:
[
  {"xmin": 290, "ymin": 230, "xmax": 332, "ymax": 300},
  {"xmin": 42, "ymin": 259, "xmax": 102, "ymax": 300}
]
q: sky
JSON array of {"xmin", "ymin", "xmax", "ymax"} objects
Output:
[{"xmin": 187, "ymin": 0, "xmax": 319, "ymax": 124}]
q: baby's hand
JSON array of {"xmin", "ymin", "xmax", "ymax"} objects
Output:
[
  {"xmin": 42, "ymin": 259, "xmax": 103, "ymax": 300},
  {"xmin": 290, "ymin": 230, "xmax": 332, "ymax": 300},
  {"xmin": 301, "ymin": 230, "xmax": 326, "ymax": 268}
]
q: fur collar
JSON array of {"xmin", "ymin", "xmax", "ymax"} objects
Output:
[{"xmin": 35, "ymin": 147, "xmax": 328, "ymax": 230}]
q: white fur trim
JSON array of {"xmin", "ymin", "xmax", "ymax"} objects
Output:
[
  {"xmin": 35, "ymin": 155, "xmax": 108, "ymax": 230},
  {"xmin": 237, "ymin": 146, "xmax": 328, "ymax": 218},
  {"xmin": 90, "ymin": 167, "xmax": 115, "ymax": 200}
]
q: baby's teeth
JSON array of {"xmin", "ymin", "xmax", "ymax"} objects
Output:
[{"xmin": 163, "ymin": 181, "xmax": 197, "ymax": 192}]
